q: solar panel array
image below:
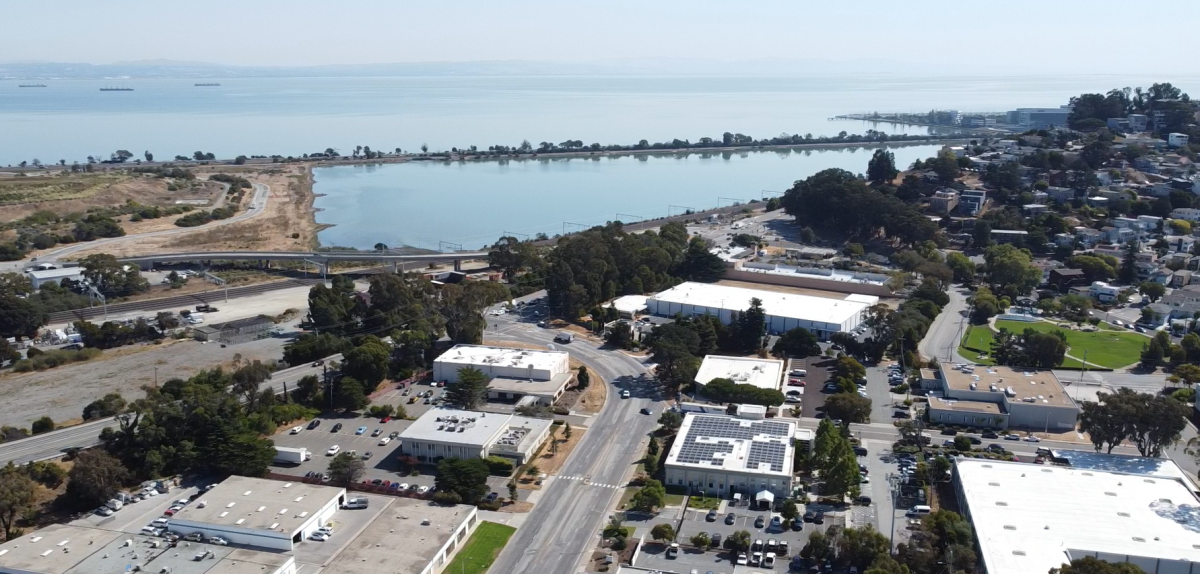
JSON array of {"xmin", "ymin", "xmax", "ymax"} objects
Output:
[{"xmin": 673, "ymin": 416, "xmax": 791, "ymax": 472}]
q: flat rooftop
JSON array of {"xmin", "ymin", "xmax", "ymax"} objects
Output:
[
  {"xmin": 206, "ymin": 549, "xmax": 295, "ymax": 574},
  {"xmin": 927, "ymin": 397, "xmax": 1004, "ymax": 415},
  {"xmin": 486, "ymin": 372, "xmax": 574, "ymax": 398},
  {"xmin": 400, "ymin": 408, "xmax": 552, "ymax": 456},
  {"xmin": 435, "ymin": 344, "xmax": 567, "ymax": 372},
  {"xmin": 324, "ymin": 498, "xmax": 477, "ymax": 574},
  {"xmin": 942, "ymin": 364, "xmax": 1074, "ymax": 407},
  {"xmin": 610, "ymin": 295, "xmax": 649, "ymax": 315},
  {"xmin": 650, "ymin": 282, "xmax": 875, "ymax": 325},
  {"xmin": 666, "ymin": 414, "xmax": 795, "ymax": 477},
  {"xmin": 0, "ymin": 524, "xmax": 122, "ymax": 574},
  {"xmin": 695, "ymin": 355, "xmax": 783, "ymax": 391},
  {"xmin": 1053, "ymin": 450, "xmax": 1194, "ymax": 484},
  {"xmin": 170, "ymin": 476, "xmax": 344, "ymax": 535},
  {"xmin": 956, "ymin": 458, "xmax": 1200, "ymax": 574}
]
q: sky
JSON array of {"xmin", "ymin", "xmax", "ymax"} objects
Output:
[{"xmin": 4, "ymin": 0, "xmax": 1200, "ymax": 74}]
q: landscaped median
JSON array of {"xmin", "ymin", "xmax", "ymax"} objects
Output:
[
  {"xmin": 445, "ymin": 521, "xmax": 517, "ymax": 574},
  {"xmin": 959, "ymin": 318, "xmax": 1146, "ymax": 369}
]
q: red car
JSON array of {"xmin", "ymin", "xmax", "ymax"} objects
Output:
[
  {"xmin": 788, "ymin": 379, "xmax": 806, "ymax": 387},
  {"xmin": 163, "ymin": 508, "xmax": 177, "ymax": 516},
  {"xmin": 380, "ymin": 416, "xmax": 391, "ymax": 423}
]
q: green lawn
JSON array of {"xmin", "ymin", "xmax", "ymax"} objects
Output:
[
  {"xmin": 687, "ymin": 495, "xmax": 722, "ymax": 510},
  {"xmin": 663, "ymin": 493, "xmax": 686, "ymax": 507},
  {"xmin": 445, "ymin": 522, "xmax": 516, "ymax": 574},
  {"xmin": 993, "ymin": 320, "xmax": 1145, "ymax": 369},
  {"xmin": 959, "ymin": 325, "xmax": 997, "ymax": 365}
]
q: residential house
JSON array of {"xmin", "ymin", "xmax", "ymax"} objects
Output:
[
  {"xmin": 1048, "ymin": 268, "xmax": 1087, "ymax": 293},
  {"xmin": 1085, "ymin": 281, "xmax": 1121, "ymax": 304},
  {"xmin": 1137, "ymin": 215, "xmax": 1164, "ymax": 231},
  {"xmin": 1074, "ymin": 227, "xmax": 1102, "ymax": 247},
  {"xmin": 1099, "ymin": 226, "xmax": 1135, "ymax": 244},
  {"xmin": 990, "ymin": 229, "xmax": 1028, "ymax": 244},
  {"xmin": 1169, "ymin": 133, "xmax": 1190, "ymax": 148},
  {"xmin": 1031, "ymin": 190, "xmax": 1049, "ymax": 204},
  {"xmin": 1086, "ymin": 196, "xmax": 1110, "ymax": 208},
  {"xmin": 1163, "ymin": 235, "xmax": 1196, "ymax": 253},
  {"xmin": 1127, "ymin": 113, "xmax": 1148, "ymax": 132},
  {"xmin": 1158, "ymin": 284, "xmax": 1200, "ymax": 319},
  {"xmin": 1170, "ymin": 269, "xmax": 1194, "ymax": 288},
  {"xmin": 1107, "ymin": 118, "xmax": 1130, "ymax": 131},
  {"xmin": 1172, "ymin": 208, "xmax": 1200, "ymax": 223},
  {"xmin": 1022, "ymin": 204, "xmax": 1048, "ymax": 216},
  {"xmin": 929, "ymin": 190, "xmax": 959, "ymax": 214},
  {"xmin": 959, "ymin": 189, "xmax": 986, "ymax": 215},
  {"xmin": 1044, "ymin": 186, "xmax": 1074, "ymax": 203},
  {"xmin": 1054, "ymin": 233, "xmax": 1075, "ymax": 248}
]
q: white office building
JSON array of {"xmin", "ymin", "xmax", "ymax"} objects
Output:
[
  {"xmin": 168, "ymin": 476, "xmax": 345, "ymax": 551},
  {"xmin": 433, "ymin": 344, "xmax": 573, "ymax": 405},
  {"xmin": 664, "ymin": 412, "xmax": 796, "ymax": 502},
  {"xmin": 647, "ymin": 282, "xmax": 877, "ymax": 339},
  {"xmin": 953, "ymin": 456, "xmax": 1200, "ymax": 574},
  {"xmin": 694, "ymin": 355, "xmax": 783, "ymax": 392},
  {"xmin": 398, "ymin": 407, "xmax": 552, "ymax": 465}
]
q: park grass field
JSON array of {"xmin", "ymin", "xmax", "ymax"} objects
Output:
[
  {"xmin": 992, "ymin": 320, "xmax": 1146, "ymax": 369},
  {"xmin": 444, "ymin": 521, "xmax": 516, "ymax": 574}
]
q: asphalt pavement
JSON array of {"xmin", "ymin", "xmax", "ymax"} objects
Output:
[{"xmin": 484, "ymin": 292, "xmax": 662, "ymax": 574}]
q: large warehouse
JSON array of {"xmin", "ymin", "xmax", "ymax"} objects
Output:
[
  {"xmin": 664, "ymin": 412, "xmax": 797, "ymax": 502},
  {"xmin": 168, "ymin": 476, "xmax": 345, "ymax": 551},
  {"xmin": 398, "ymin": 407, "xmax": 553, "ymax": 465},
  {"xmin": 953, "ymin": 456, "xmax": 1200, "ymax": 574},
  {"xmin": 433, "ymin": 344, "xmax": 573, "ymax": 405},
  {"xmin": 647, "ymin": 282, "xmax": 877, "ymax": 339}
]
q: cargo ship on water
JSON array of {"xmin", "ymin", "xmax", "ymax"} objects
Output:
[
  {"xmin": 194, "ymin": 83, "xmax": 221, "ymax": 87},
  {"xmin": 18, "ymin": 84, "xmax": 47, "ymax": 88},
  {"xmin": 100, "ymin": 86, "xmax": 133, "ymax": 91}
]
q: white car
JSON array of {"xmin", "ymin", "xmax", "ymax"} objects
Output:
[
  {"xmin": 1024, "ymin": 435, "xmax": 1041, "ymax": 442},
  {"xmin": 418, "ymin": 485, "xmax": 430, "ymax": 494},
  {"xmin": 326, "ymin": 445, "xmax": 341, "ymax": 456},
  {"xmin": 621, "ymin": 390, "xmax": 631, "ymax": 399},
  {"xmin": 316, "ymin": 526, "xmax": 334, "ymax": 536},
  {"xmin": 378, "ymin": 437, "xmax": 391, "ymax": 446},
  {"xmin": 310, "ymin": 532, "xmax": 329, "ymax": 541},
  {"xmin": 95, "ymin": 507, "xmax": 114, "ymax": 517},
  {"xmin": 208, "ymin": 536, "xmax": 228, "ymax": 546},
  {"xmin": 398, "ymin": 483, "xmax": 409, "ymax": 490},
  {"xmin": 290, "ymin": 426, "xmax": 303, "ymax": 434}
]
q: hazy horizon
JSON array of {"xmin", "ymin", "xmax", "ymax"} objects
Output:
[{"xmin": 3, "ymin": 0, "xmax": 1199, "ymax": 75}]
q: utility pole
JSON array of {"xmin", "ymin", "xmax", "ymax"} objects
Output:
[
  {"xmin": 324, "ymin": 363, "xmax": 332, "ymax": 410},
  {"xmin": 1076, "ymin": 348, "xmax": 1088, "ymax": 401}
]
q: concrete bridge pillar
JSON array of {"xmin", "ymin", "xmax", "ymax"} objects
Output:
[{"xmin": 454, "ymin": 259, "xmax": 461, "ymax": 272}]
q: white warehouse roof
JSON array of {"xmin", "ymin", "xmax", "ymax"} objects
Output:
[
  {"xmin": 399, "ymin": 407, "xmax": 549, "ymax": 449},
  {"xmin": 649, "ymin": 282, "xmax": 876, "ymax": 326},
  {"xmin": 955, "ymin": 458, "xmax": 1200, "ymax": 574},
  {"xmin": 435, "ymin": 344, "xmax": 567, "ymax": 372},
  {"xmin": 694, "ymin": 355, "xmax": 783, "ymax": 391},
  {"xmin": 666, "ymin": 413, "xmax": 795, "ymax": 477}
]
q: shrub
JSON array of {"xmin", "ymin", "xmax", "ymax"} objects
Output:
[
  {"xmin": 485, "ymin": 457, "xmax": 514, "ymax": 476},
  {"xmin": 432, "ymin": 491, "xmax": 462, "ymax": 505},
  {"xmin": 477, "ymin": 500, "xmax": 502, "ymax": 511},
  {"xmin": 25, "ymin": 347, "xmax": 44, "ymax": 358}
]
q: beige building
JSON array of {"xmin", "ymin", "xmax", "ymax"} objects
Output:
[{"xmin": 921, "ymin": 364, "xmax": 1079, "ymax": 431}]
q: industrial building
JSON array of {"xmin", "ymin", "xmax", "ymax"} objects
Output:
[
  {"xmin": 323, "ymin": 497, "xmax": 480, "ymax": 574},
  {"xmin": 168, "ymin": 476, "xmax": 345, "ymax": 551},
  {"xmin": 953, "ymin": 456, "xmax": 1200, "ymax": 574},
  {"xmin": 693, "ymin": 355, "xmax": 783, "ymax": 392},
  {"xmin": 664, "ymin": 412, "xmax": 797, "ymax": 503},
  {"xmin": 0, "ymin": 523, "xmax": 297, "ymax": 574},
  {"xmin": 433, "ymin": 344, "xmax": 573, "ymax": 405},
  {"xmin": 192, "ymin": 315, "xmax": 275, "ymax": 344},
  {"xmin": 646, "ymin": 282, "xmax": 877, "ymax": 340},
  {"xmin": 398, "ymin": 407, "xmax": 553, "ymax": 465},
  {"xmin": 920, "ymin": 364, "xmax": 1079, "ymax": 431},
  {"xmin": 24, "ymin": 267, "xmax": 83, "ymax": 290}
]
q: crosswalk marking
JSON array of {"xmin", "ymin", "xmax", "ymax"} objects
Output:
[{"xmin": 555, "ymin": 475, "xmax": 621, "ymax": 489}]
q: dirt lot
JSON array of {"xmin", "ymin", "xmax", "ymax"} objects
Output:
[
  {"xmin": 65, "ymin": 165, "xmax": 318, "ymax": 257},
  {"xmin": 0, "ymin": 335, "xmax": 287, "ymax": 429},
  {"xmin": 0, "ymin": 171, "xmax": 218, "ymax": 222}
]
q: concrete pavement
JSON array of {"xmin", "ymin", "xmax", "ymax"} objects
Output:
[
  {"xmin": 484, "ymin": 300, "xmax": 661, "ymax": 574},
  {"xmin": 917, "ymin": 287, "xmax": 970, "ymax": 364}
]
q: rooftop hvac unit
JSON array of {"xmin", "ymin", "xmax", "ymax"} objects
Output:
[{"xmin": 457, "ymin": 427, "xmax": 465, "ymax": 433}]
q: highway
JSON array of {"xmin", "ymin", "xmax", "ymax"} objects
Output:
[
  {"xmin": 114, "ymin": 248, "xmax": 487, "ymax": 268},
  {"xmin": 0, "ymin": 355, "xmax": 336, "ymax": 466},
  {"xmin": 485, "ymin": 294, "xmax": 661, "ymax": 574},
  {"xmin": 45, "ymin": 278, "xmax": 321, "ymax": 324}
]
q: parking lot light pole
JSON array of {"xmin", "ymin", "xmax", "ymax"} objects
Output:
[{"xmin": 887, "ymin": 472, "xmax": 900, "ymax": 553}]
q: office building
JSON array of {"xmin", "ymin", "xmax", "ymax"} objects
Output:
[
  {"xmin": 433, "ymin": 344, "xmax": 573, "ymax": 405},
  {"xmin": 398, "ymin": 407, "xmax": 552, "ymax": 465},
  {"xmin": 921, "ymin": 364, "xmax": 1079, "ymax": 431},
  {"xmin": 647, "ymin": 282, "xmax": 877, "ymax": 339},
  {"xmin": 664, "ymin": 412, "xmax": 797, "ymax": 502},
  {"xmin": 693, "ymin": 355, "xmax": 783, "ymax": 392}
]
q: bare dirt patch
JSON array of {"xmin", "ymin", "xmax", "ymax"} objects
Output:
[
  {"xmin": 518, "ymin": 425, "xmax": 586, "ymax": 490},
  {"xmin": 557, "ymin": 367, "xmax": 606, "ymax": 415},
  {"xmin": 0, "ymin": 336, "xmax": 286, "ymax": 428},
  {"xmin": 498, "ymin": 501, "xmax": 534, "ymax": 513}
]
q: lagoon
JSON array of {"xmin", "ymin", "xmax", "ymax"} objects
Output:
[{"xmin": 312, "ymin": 143, "xmax": 941, "ymax": 250}]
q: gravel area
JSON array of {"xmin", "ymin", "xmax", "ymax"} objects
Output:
[{"xmin": 0, "ymin": 335, "xmax": 287, "ymax": 428}]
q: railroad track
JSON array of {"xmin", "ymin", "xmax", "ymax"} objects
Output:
[{"xmin": 47, "ymin": 278, "xmax": 321, "ymax": 323}]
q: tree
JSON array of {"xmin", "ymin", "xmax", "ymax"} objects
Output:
[
  {"xmin": 342, "ymin": 336, "xmax": 391, "ymax": 387},
  {"xmin": 79, "ymin": 254, "xmax": 148, "ymax": 297},
  {"xmin": 445, "ymin": 366, "xmax": 489, "ymax": 409},
  {"xmin": 822, "ymin": 439, "xmax": 861, "ymax": 499},
  {"xmin": 866, "ymin": 149, "xmax": 898, "ymax": 184},
  {"xmin": 1118, "ymin": 241, "xmax": 1139, "ymax": 285},
  {"xmin": 689, "ymin": 532, "xmax": 710, "ymax": 549},
  {"xmin": 651, "ymin": 523, "xmax": 675, "ymax": 542},
  {"xmin": 0, "ymin": 291, "xmax": 46, "ymax": 339},
  {"xmin": 838, "ymin": 526, "xmax": 892, "ymax": 572},
  {"xmin": 1139, "ymin": 281, "xmax": 1166, "ymax": 303},
  {"xmin": 953, "ymin": 435, "xmax": 972, "ymax": 451},
  {"xmin": 326, "ymin": 451, "xmax": 365, "ymax": 486},
  {"xmin": 1052, "ymin": 556, "xmax": 1149, "ymax": 574},
  {"xmin": 30, "ymin": 417, "xmax": 54, "ymax": 435},
  {"xmin": 434, "ymin": 458, "xmax": 490, "ymax": 504},
  {"xmin": 630, "ymin": 479, "xmax": 666, "ymax": 511},
  {"xmin": 825, "ymin": 393, "xmax": 872, "ymax": 424},
  {"xmin": 1080, "ymin": 388, "xmax": 1189, "ymax": 456},
  {"xmin": 0, "ymin": 464, "xmax": 35, "ymax": 540},
  {"xmin": 727, "ymin": 529, "xmax": 752, "ymax": 552},
  {"xmin": 507, "ymin": 480, "xmax": 518, "ymax": 502},
  {"xmin": 1168, "ymin": 363, "xmax": 1200, "ymax": 387},
  {"xmin": 657, "ymin": 410, "xmax": 683, "ymax": 433},
  {"xmin": 334, "ymin": 376, "xmax": 369, "ymax": 411},
  {"xmin": 576, "ymin": 366, "xmax": 590, "ymax": 388},
  {"xmin": 64, "ymin": 449, "xmax": 130, "ymax": 510},
  {"xmin": 800, "ymin": 530, "xmax": 833, "ymax": 561},
  {"xmin": 781, "ymin": 499, "xmax": 799, "ymax": 523},
  {"xmin": 772, "ymin": 327, "xmax": 821, "ymax": 358},
  {"xmin": 946, "ymin": 251, "xmax": 975, "ymax": 284},
  {"xmin": 983, "ymin": 244, "xmax": 1041, "ymax": 296},
  {"xmin": 811, "ymin": 418, "xmax": 840, "ymax": 472}
]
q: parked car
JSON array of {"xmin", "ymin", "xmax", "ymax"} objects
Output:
[
  {"xmin": 1024, "ymin": 435, "xmax": 1041, "ymax": 442},
  {"xmin": 754, "ymin": 515, "xmax": 766, "ymax": 528},
  {"xmin": 95, "ymin": 507, "xmax": 114, "ymax": 517},
  {"xmin": 310, "ymin": 532, "xmax": 329, "ymax": 541},
  {"xmin": 326, "ymin": 445, "xmax": 341, "ymax": 456},
  {"xmin": 307, "ymin": 419, "xmax": 321, "ymax": 429},
  {"xmin": 208, "ymin": 536, "xmax": 228, "ymax": 546},
  {"xmin": 355, "ymin": 426, "xmax": 367, "ymax": 435},
  {"xmin": 378, "ymin": 437, "xmax": 391, "ymax": 446},
  {"xmin": 710, "ymin": 532, "xmax": 722, "ymax": 547},
  {"xmin": 331, "ymin": 423, "xmax": 343, "ymax": 432},
  {"xmin": 706, "ymin": 509, "xmax": 717, "ymax": 522},
  {"xmin": 621, "ymin": 390, "xmax": 631, "ymax": 399},
  {"xmin": 371, "ymin": 428, "xmax": 383, "ymax": 437},
  {"xmin": 725, "ymin": 512, "xmax": 736, "ymax": 525}
]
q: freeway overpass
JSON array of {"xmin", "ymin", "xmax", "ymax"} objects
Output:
[{"xmin": 116, "ymin": 250, "xmax": 489, "ymax": 272}]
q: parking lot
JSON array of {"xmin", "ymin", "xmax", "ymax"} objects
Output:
[{"xmin": 268, "ymin": 388, "xmax": 519, "ymax": 499}]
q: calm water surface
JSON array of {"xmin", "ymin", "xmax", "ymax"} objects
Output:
[{"xmin": 313, "ymin": 145, "xmax": 939, "ymax": 249}]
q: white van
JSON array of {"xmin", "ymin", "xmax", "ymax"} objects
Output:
[
  {"xmin": 789, "ymin": 369, "xmax": 807, "ymax": 378},
  {"xmin": 342, "ymin": 497, "xmax": 368, "ymax": 509},
  {"xmin": 906, "ymin": 505, "xmax": 932, "ymax": 517}
]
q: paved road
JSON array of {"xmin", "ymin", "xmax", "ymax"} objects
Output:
[
  {"xmin": 0, "ymin": 354, "xmax": 336, "ymax": 466},
  {"xmin": 39, "ymin": 182, "xmax": 270, "ymax": 263},
  {"xmin": 485, "ymin": 294, "xmax": 661, "ymax": 574},
  {"xmin": 917, "ymin": 287, "xmax": 970, "ymax": 364}
]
